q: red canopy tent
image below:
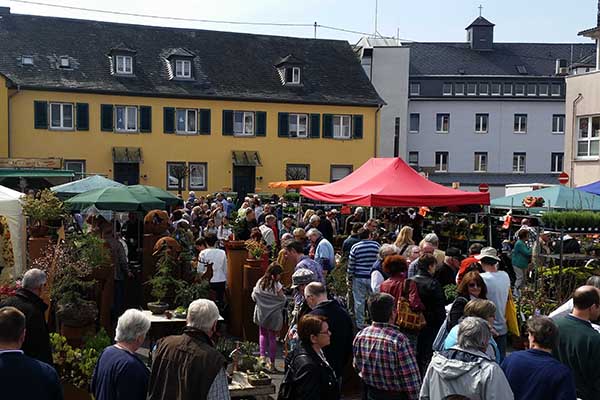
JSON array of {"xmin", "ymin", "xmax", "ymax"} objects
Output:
[{"xmin": 300, "ymin": 158, "xmax": 490, "ymax": 207}]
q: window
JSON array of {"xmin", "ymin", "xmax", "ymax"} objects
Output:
[
  {"xmin": 49, "ymin": 103, "xmax": 74, "ymax": 129},
  {"xmin": 286, "ymin": 164, "xmax": 310, "ymax": 180},
  {"xmin": 115, "ymin": 106, "xmax": 137, "ymax": 132},
  {"xmin": 515, "ymin": 83, "xmax": 525, "ymax": 96},
  {"xmin": 21, "ymin": 55, "xmax": 33, "ymax": 65},
  {"xmin": 516, "ymin": 65, "xmax": 528, "ymax": 74},
  {"xmin": 64, "ymin": 160, "xmax": 85, "ymax": 179},
  {"xmin": 333, "ymin": 115, "xmax": 352, "ymax": 139},
  {"xmin": 474, "ymin": 152, "xmax": 488, "ymax": 172},
  {"xmin": 539, "ymin": 84, "xmax": 549, "ymax": 96},
  {"xmin": 551, "ymin": 152, "xmax": 564, "ymax": 173},
  {"xmin": 442, "ymin": 83, "xmax": 452, "ymax": 96},
  {"xmin": 503, "ymin": 83, "xmax": 513, "ymax": 95},
  {"xmin": 475, "ymin": 113, "xmax": 489, "ymax": 133},
  {"xmin": 59, "ymin": 57, "xmax": 70, "ymax": 68},
  {"xmin": 115, "ymin": 55, "xmax": 133, "ymax": 74},
  {"xmin": 552, "ymin": 114, "xmax": 565, "ymax": 134},
  {"xmin": 289, "ymin": 113, "xmax": 308, "ymax": 137},
  {"xmin": 330, "ymin": 165, "xmax": 352, "ymax": 182},
  {"xmin": 233, "ymin": 111, "xmax": 254, "ymax": 136},
  {"xmin": 166, "ymin": 162, "xmax": 187, "ymax": 190},
  {"xmin": 491, "ymin": 83, "xmax": 501, "ymax": 95},
  {"xmin": 409, "ymin": 83, "xmax": 420, "ymax": 96},
  {"xmin": 455, "ymin": 83, "xmax": 465, "ymax": 95},
  {"xmin": 436, "ymin": 113, "xmax": 450, "ymax": 133},
  {"xmin": 551, "ymin": 83, "xmax": 561, "ymax": 96},
  {"xmin": 577, "ymin": 116, "xmax": 600, "ymax": 158},
  {"xmin": 175, "ymin": 59, "xmax": 192, "ymax": 78},
  {"xmin": 409, "ymin": 113, "xmax": 420, "ymax": 133},
  {"xmin": 479, "ymin": 83, "xmax": 489, "ymax": 95},
  {"xmin": 394, "ymin": 117, "xmax": 400, "ymax": 157},
  {"xmin": 514, "ymin": 114, "xmax": 527, "ymax": 134},
  {"xmin": 176, "ymin": 109, "xmax": 197, "ymax": 134},
  {"xmin": 291, "ymin": 67, "xmax": 301, "ymax": 84},
  {"xmin": 408, "ymin": 152, "xmax": 419, "ymax": 167},
  {"xmin": 513, "ymin": 153, "xmax": 526, "ymax": 173},
  {"xmin": 189, "ymin": 162, "xmax": 207, "ymax": 190},
  {"xmin": 527, "ymin": 84, "xmax": 537, "ymax": 96},
  {"xmin": 435, "ymin": 152, "xmax": 448, "ymax": 172},
  {"xmin": 467, "ymin": 83, "xmax": 477, "ymax": 95}
]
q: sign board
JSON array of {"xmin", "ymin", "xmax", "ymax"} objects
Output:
[
  {"xmin": 558, "ymin": 172, "xmax": 569, "ymax": 185},
  {"xmin": 479, "ymin": 183, "xmax": 489, "ymax": 193},
  {"xmin": 0, "ymin": 158, "xmax": 62, "ymax": 169}
]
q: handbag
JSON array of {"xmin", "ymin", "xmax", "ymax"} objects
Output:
[
  {"xmin": 505, "ymin": 290, "xmax": 520, "ymax": 337},
  {"xmin": 432, "ymin": 317, "xmax": 449, "ymax": 352},
  {"xmin": 396, "ymin": 279, "xmax": 427, "ymax": 332}
]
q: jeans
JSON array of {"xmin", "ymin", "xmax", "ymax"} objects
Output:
[
  {"xmin": 495, "ymin": 334, "xmax": 507, "ymax": 362},
  {"xmin": 513, "ymin": 267, "xmax": 526, "ymax": 297},
  {"xmin": 353, "ymin": 278, "xmax": 372, "ymax": 329}
]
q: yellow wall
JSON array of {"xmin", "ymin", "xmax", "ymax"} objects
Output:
[
  {"xmin": 9, "ymin": 90, "xmax": 378, "ymax": 194},
  {"xmin": 0, "ymin": 76, "xmax": 8, "ymax": 157}
]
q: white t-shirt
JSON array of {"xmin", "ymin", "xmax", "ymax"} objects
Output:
[
  {"xmin": 198, "ymin": 248, "xmax": 227, "ymax": 284},
  {"xmin": 481, "ymin": 270, "xmax": 510, "ymax": 335}
]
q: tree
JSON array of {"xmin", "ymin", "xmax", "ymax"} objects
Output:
[{"xmin": 171, "ymin": 164, "xmax": 188, "ymax": 196}]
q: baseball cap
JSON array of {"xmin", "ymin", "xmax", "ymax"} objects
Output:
[
  {"xmin": 291, "ymin": 268, "xmax": 315, "ymax": 288},
  {"xmin": 445, "ymin": 247, "xmax": 463, "ymax": 261},
  {"xmin": 475, "ymin": 247, "xmax": 501, "ymax": 262}
]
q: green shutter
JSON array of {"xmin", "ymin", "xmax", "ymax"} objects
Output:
[
  {"xmin": 140, "ymin": 106, "xmax": 152, "ymax": 133},
  {"xmin": 278, "ymin": 112, "xmax": 289, "ymax": 137},
  {"xmin": 322, "ymin": 114, "xmax": 333, "ymax": 138},
  {"xmin": 255, "ymin": 111, "xmax": 267, "ymax": 136},
  {"xmin": 163, "ymin": 107, "xmax": 175, "ymax": 134},
  {"xmin": 310, "ymin": 114, "xmax": 320, "ymax": 138},
  {"xmin": 34, "ymin": 101, "xmax": 48, "ymax": 129},
  {"xmin": 76, "ymin": 103, "xmax": 89, "ymax": 131},
  {"xmin": 100, "ymin": 104, "xmax": 113, "ymax": 132},
  {"xmin": 353, "ymin": 115, "xmax": 364, "ymax": 139},
  {"xmin": 222, "ymin": 110, "xmax": 233, "ymax": 135},
  {"xmin": 199, "ymin": 109, "xmax": 211, "ymax": 135}
]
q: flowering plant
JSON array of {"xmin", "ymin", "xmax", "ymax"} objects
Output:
[
  {"xmin": 0, "ymin": 280, "xmax": 20, "ymax": 301},
  {"xmin": 245, "ymin": 239, "xmax": 269, "ymax": 259}
]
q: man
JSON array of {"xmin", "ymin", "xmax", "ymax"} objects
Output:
[
  {"xmin": 456, "ymin": 243, "xmax": 483, "ymax": 284},
  {"xmin": 434, "ymin": 247, "xmax": 462, "ymax": 293},
  {"xmin": 92, "ymin": 309, "xmax": 152, "ymax": 400},
  {"xmin": 307, "ymin": 228, "xmax": 336, "ymax": 275},
  {"xmin": 257, "ymin": 204, "xmax": 272, "ymax": 225},
  {"xmin": 342, "ymin": 223, "xmax": 362, "ymax": 258},
  {"xmin": 514, "ymin": 218, "xmax": 537, "ymax": 246},
  {"xmin": 348, "ymin": 229, "xmax": 381, "ymax": 329},
  {"xmin": 148, "ymin": 299, "xmax": 229, "ymax": 400},
  {"xmin": 326, "ymin": 210, "xmax": 339, "ymax": 237},
  {"xmin": 258, "ymin": 215, "xmax": 276, "ymax": 248},
  {"xmin": 316, "ymin": 209, "xmax": 334, "ymax": 243},
  {"xmin": 284, "ymin": 240, "xmax": 324, "ymax": 284},
  {"xmin": 224, "ymin": 196, "xmax": 235, "ymax": 219},
  {"xmin": 286, "ymin": 269, "xmax": 316, "ymax": 351},
  {"xmin": 501, "ymin": 316, "xmax": 576, "ymax": 400},
  {"xmin": 478, "ymin": 247, "xmax": 511, "ymax": 360},
  {"xmin": 363, "ymin": 218, "xmax": 378, "ymax": 233},
  {"xmin": 0, "ymin": 268, "xmax": 52, "ymax": 365},
  {"xmin": 550, "ymin": 275, "xmax": 600, "ymax": 332},
  {"xmin": 198, "ymin": 234, "xmax": 228, "ymax": 312},
  {"xmin": 407, "ymin": 241, "xmax": 435, "ymax": 278},
  {"xmin": 553, "ymin": 286, "xmax": 600, "ymax": 400},
  {"xmin": 423, "ymin": 233, "xmax": 445, "ymax": 267},
  {"xmin": 344, "ymin": 207, "xmax": 364, "ymax": 235},
  {"xmin": 305, "ymin": 282, "xmax": 354, "ymax": 380},
  {"xmin": 234, "ymin": 208, "xmax": 258, "ymax": 240},
  {"xmin": 0, "ymin": 306, "xmax": 62, "ymax": 400},
  {"xmin": 353, "ymin": 293, "xmax": 421, "ymax": 400}
]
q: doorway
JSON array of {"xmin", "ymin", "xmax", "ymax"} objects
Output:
[
  {"xmin": 233, "ymin": 166, "xmax": 255, "ymax": 204},
  {"xmin": 113, "ymin": 163, "xmax": 140, "ymax": 185}
]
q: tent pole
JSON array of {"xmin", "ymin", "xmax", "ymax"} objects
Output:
[{"xmin": 369, "ymin": 207, "xmax": 374, "ymax": 219}]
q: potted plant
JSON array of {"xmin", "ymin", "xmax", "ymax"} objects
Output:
[
  {"xmin": 22, "ymin": 189, "xmax": 66, "ymax": 237},
  {"xmin": 244, "ymin": 239, "xmax": 269, "ymax": 268},
  {"xmin": 146, "ymin": 241, "xmax": 183, "ymax": 314}
]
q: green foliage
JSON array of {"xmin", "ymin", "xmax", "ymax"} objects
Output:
[
  {"xmin": 444, "ymin": 284, "xmax": 457, "ymax": 302},
  {"xmin": 22, "ymin": 189, "xmax": 66, "ymax": 223},
  {"xmin": 542, "ymin": 211, "xmax": 600, "ymax": 230},
  {"xmin": 147, "ymin": 242, "xmax": 184, "ymax": 303},
  {"xmin": 283, "ymin": 192, "xmax": 300, "ymax": 202},
  {"xmin": 328, "ymin": 259, "xmax": 348, "ymax": 297},
  {"xmin": 174, "ymin": 280, "xmax": 210, "ymax": 308},
  {"xmin": 70, "ymin": 233, "xmax": 111, "ymax": 269}
]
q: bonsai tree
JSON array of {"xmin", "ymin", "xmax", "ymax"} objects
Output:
[
  {"xmin": 22, "ymin": 189, "xmax": 66, "ymax": 226},
  {"xmin": 146, "ymin": 241, "xmax": 184, "ymax": 313}
]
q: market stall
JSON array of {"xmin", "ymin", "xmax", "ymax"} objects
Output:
[
  {"xmin": 0, "ymin": 185, "xmax": 26, "ymax": 277},
  {"xmin": 490, "ymin": 185, "xmax": 600, "ymax": 212}
]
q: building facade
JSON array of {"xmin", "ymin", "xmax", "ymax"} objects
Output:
[{"xmin": 0, "ymin": 8, "xmax": 383, "ymax": 196}]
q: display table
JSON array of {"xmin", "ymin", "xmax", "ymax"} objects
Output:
[
  {"xmin": 228, "ymin": 371, "xmax": 276, "ymax": 399},
  {"xmin": 142, "ymin": 310, "xmax": 186, "ymax": 350}
]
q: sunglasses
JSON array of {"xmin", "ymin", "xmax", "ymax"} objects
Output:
[{"xmin": 468, "ymin": 283, "xmax": 481, "ymax": 288}]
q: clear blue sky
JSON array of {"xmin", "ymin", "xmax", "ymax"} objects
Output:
[{"xmin": 0, "ymin": 0, "xmax": 597, "ymax": 44}]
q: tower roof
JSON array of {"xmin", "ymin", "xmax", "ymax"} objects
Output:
[{"xmin": 465, "ymin": 16, "xmax": 495, "ymax": 30}]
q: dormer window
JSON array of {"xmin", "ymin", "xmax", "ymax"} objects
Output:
[
  {"xmin": 59, "ymin": 56, "xmax": 70, "ymax": 68},
  {"xmin": 21, "ymin": 55, "xmax": 33, "ymax": 66},
  {"xmin": 275, "ymin": 54, "xmax": 304, "ymax": 86},
  {"xmin": 115, "ymin": 55, "xmax": 133, "ymax": 75},
  {"xmin": 291, "ymin": 67, "xmax": 301, "ymax": 84},
  {"xmin": 175, "ymin": 60, "xmax": 192, "ymax": 78}
]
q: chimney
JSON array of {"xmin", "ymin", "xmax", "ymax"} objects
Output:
[
  {"xmin": 597, "ymin": 0, "xmax": 600, "ymax": 27},
  {"xmin": 0, "ymin": 7, "xmax": 10, "ymax": 16}
]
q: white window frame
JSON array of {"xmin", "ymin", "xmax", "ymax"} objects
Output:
[
  {"xmin": 467, "ymin": 83, "xmax": 477, "ymax": 96},
  {"xmin": 59, "ymin": 56, "xmax": 70, "ymax": 68},
  {"xmin": 21, "ymin": 55, "xmax": 34, "ymax": 65},
  {"xmin": 491, "ymin": 83, "xmax": 501, "ymax": 96},
  {"xmin": 551, "ymin": 152, "xmax": 564, "ymax": 173},
  {"xmin": 289, "ymin": 113, "xmax": 308, "ymax": 138},
  {"xmin": 552, "ymin": 114, "xmax": 565, "ymax": 134},
  {"xmin": 551, "ymin": 84, "xmax": 561, "ymax": 97},
  {"xmin": 330, "ymin": 165, "xmax": 352, "ymax": 182},
  {"xmin": 474, "ymin": 152, "xmax": 488, "ymax": 172},
  {"xmin": 513, "ymin": 153, "xmax": 526, "ymax": 173},
  {"xmin": 435, "ymin": 152, "xmax": 449, "ymax": 172},
  {"xmin": 333, "ymin": 115, "xmax": 352, "ymax": 139},
  {"xmin": 539, "ymin": 84, "xmax": 549, "ymax": 96},
  {"xmin": 577, "ymin": 116, "xmax": 600, "ymax": 159},
  {"xmin": 475, "ymin": 113, "xmax": 488, "ymax": 134},
  {"xmin": 454, "ymin": 83, "xmax": 465, "ymax": 96},
  {"xmin": 442, "ymin": 83, "xmax": 452, "ymax": 96},
  {"xmin": 175, "ymin": 59, "xmax": 192, "ymax": 78},
  {"xmin": 49, "ymin": 102, "xmax": 74, "ymax": 130},
  {"xmin": 176, "ymin": 108, "xmax": 198, "ymax": 134},
  {"xmin": 409, "ymin": 113, "xmax": 420, "ymax": 133},
  {"xmin": 64, "ymin": 160, "xmax": 85, "ymax": 178},
  {"xmin": 409, "ymin": 83, "xmax": 421, "ymax": 96},
  {"xmin": 479, "ymin": 83, "xmax": 489, "ymax": 96},
  {"xmin": 515, "ymin": 83, "xmax": 525, "ymax": 96},
  {"xmin": 115, "ymin": 55, "xmax": 133, "ymax": 75},
  {"xmin": 115, "ymin": 106, "xmax": 138, "ymax": 132},
  {"xmin": 167, "ymin": 162, "xmax": 186, "ymax": 190},
  {"xmin": 408, "ymin": 152, "xmax": 419, "ymax": 167},
  {"xmin": 514, "ymin": 114, "xmax": 527, "ymax": 134},
  {"xmin": 291, "ymin": 67, "xmax": 301, "ymax": 84},
  {"xmin": 503, "ymin": 83, "xmax": 513, "ymax": 96},
  {"xmin": 436, "ymin": 113, "xmax": 450, "ymax": 133},
  {"xmin": 527, "ymin": 84, "xmax": 537, "ymax": 96},
  {"xmin": 233, "ymin": 111, "xmax": 255, "ymax": 136},
  {"xmin": 189, "ymin": 162, "xmax": 207, "ymax": 190}
]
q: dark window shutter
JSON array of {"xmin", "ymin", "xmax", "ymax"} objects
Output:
[
  {"xmin": 163, "ymin": 107, "xmax": 175, "ymax": 134},
  {"xmin": 140, "ymin": 106, "xmax": 152, "ymax": 133},
  {"xmin": 222, "ymin": 110, "xmax": 233, "ymax": 135},
  {"xmin": 322, "ymin": 114, "xmax": 333, "ymax": 138},
  {"xmin": 278, "ymin": 112, "xmax": 289, "ymax": 137},
  {"xmin": 255, "ymin": 111, "xmax": 267, "ymax": 137},
  {"xmin": 100, "ymin": 104, "xmax": 113, "ymax": 132},
  {"xmin": 353, "ymin": 115, "xmax": 364, "ymax": 139},
  {"xmin": 76, "ymin": 103, "xmax": 89, "ymax": 131},
  {"xmin": 34, "ymin": 101, "xmax": 48, "ymax": 129},
  {"xmin": 199, "ymin": 109, "xmax": 211, "ymax": 135},
  {"xmin": 285, "ymin": 68, "xmax": 292, "ymax": 83},
  {"xmin": 310, "ymin": 114, "xmax": 320, "ymax": 138}
]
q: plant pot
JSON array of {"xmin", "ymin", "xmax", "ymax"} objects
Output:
[
  {"xmin": 148, "ymin": 301, "xmax": 169, "ymax": 315},
  {"xmin": 248, "ymin": 376, "xmax": 272, "ymax": 386},
  {"xmin": 60, "ymin": 323, "xmax": 95, "ymax": 348},
  {"xmin": 245, "ymin": 258, "xmax": 262, "ymax": 268},
  {"xmin": 29, "ymin": 224, "xmax": 49, "ymax": 238},
  {"xmin": 57, "ymin": 301, "xmax": 98, "ymax": 328},
  {"xmin": 62, "ymin": 383, "xmax": 93, "ymax": 400}
]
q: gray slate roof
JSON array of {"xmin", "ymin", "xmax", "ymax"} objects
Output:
[
  {"xmin": 429, "ymin": 173, "xmax": 560, "ymax": 186},
  {"xmin": 405, "ymin": 42, "xmax": 595, "ymax": 76},
  {"xmin": 465, "ymin": 16, "xmax": 495, "ymax": 28},
  {"xmin": 0, "ymin": 12, "xmax": 382, "ymax": 106}
]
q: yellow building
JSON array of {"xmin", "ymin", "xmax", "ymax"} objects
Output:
[{"xmin": 0, "ymin": 8, "xmax": 383, "ymax": 197}]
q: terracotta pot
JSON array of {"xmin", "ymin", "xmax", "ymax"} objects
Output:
[
  {"xmin": 245, "ymin": 258, "xmax": 262, "ymax": 268},
  {"xmin": 62, "ymin": 383, "xmax": 92, "ymax": 400},
  {"xmin": 60, "ymin": 324, "xmax": 95, "ymax": 348},
  {"xmin": 225, "ymin": 240, "xmax": 247, "ymax": 251},
  {"xmin": 147, "ymin": 302, "xmax": 169, "ymax": 315},
  {"xmin": 29, "ymin": 224, "xmax": 49, "ymax": 238}
]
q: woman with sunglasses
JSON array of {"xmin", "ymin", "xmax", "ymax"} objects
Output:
[{"xmin": 447, "ymin": 271, "xmax": 488, "ymax": 330}]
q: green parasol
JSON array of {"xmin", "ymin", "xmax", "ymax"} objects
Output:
[
  {"xmin": 65, "ymin": 186, "xmax": 165, "ymax": 212},
  {"xmin": 128, "ymin": 185, "xmax": 182, "ymax": 207}
]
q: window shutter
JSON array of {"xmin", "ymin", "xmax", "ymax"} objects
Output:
[
  {"xmin": 353, "ymin": 115, "xmax": 364, "ymax": 139},
  {"xmin": 140, "ymin": 106, "xmax": 152, "ymax": 133},
  {"xmin": 100, "ymin": 104, "xmax": 113, "ymax": 132},
  {"xmin": 76, "ymin": 103, "xmax": 89, "ymax": 131},
  {"xmin": 322, "ymin": 114, "xmax": 333, "ymax": 138},
  {"xmin": 278, "ymin": 112, "xmax": 289, "ymax": 137},
  {"xmin": 310, "ymin": 114, "xmax": 320, "ymax": 138},
  {"xmin": 163, "ymin": 107, "xmax": 175, "ymax": 134},
  {"xmin": 222, "ymin": 110, "xmax": 233, "ymax": 135},
  {"xmin": 34, "ymin": 101, "xmax": 48, "ymax": 129},
  {"xmin": 255, "ymin": 111, "xmax": 267, "ymax": 137},
  {"xmin": 285, "ymin": 68, "xmax": 292, "ymax": 83},
  {"xmin": 199, "ymin": 109, "xmax": 211, "ymax": 135}
]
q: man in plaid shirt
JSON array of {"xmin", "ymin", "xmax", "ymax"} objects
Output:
[{"xmin": 353, "ymin": 293, "xmax": 421, "ymax": 400}]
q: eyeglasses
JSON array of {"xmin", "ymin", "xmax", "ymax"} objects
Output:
[
  {"xmin": 468, "ymin": 283, "xmax": 480, "ymax": 288},
  {"xmin": 318, "ymin": 330, "xmax": 331, "ymax": 336}
]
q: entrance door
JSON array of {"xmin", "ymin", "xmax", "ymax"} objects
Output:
[
  {"xmin": 113, "ymin": 163, "xmax": 140, "ymax": 185},
  {"xmin": 233, "ymin": 166, "xmax": 255, "ymax": 203}
]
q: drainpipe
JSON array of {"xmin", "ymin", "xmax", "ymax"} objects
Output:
[
  {"xmin": 374, "ymin": 104, "xmax": 383, "ymax": 157},
  {"xmin": 7, "ymin": 84, "xmax": 21, "ymax": 158},
  {"xmin": 570, "ymin": 93, "xmax": 584, "ymax": 187}
]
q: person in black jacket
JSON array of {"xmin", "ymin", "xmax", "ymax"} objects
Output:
[
  {"xmin": 0, "ymin": 268, "xmax": 52, "ymax": 366},
  {"xmin": 281, "ymin": 314, "xmax": 340, "ymax": 400},
  {"xmin": 412, "ymin": 254, "xmax": 446, "ymax": 374}
]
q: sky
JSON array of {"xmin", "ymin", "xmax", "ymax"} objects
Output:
[{"xmin": 0, "ymin": 0, "xmax": 598, "ymax": 44}]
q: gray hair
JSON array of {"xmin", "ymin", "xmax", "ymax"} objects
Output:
[
  {"xmin": 22, "ymin": 269, "xmax": 47, "ymax": 290},
  {"xmin": 114, "ymin": 309, "xmax": 151, "ymax": 343},
  {"xmin": 187, "ymin": 299, "xmax": 220, "ymax": 333},
  {"xmin": 378, "ymin": 244, "xmax": 399, "ymax": 260},
  {"xmin": 423, "ymin": 233, "xmax": 439, "ymax": 246},
  {"xmin": 306, "ymin": 228, "xmax": 322, "ymax": 238},
  {"xmin": 304, "ymin": 282, "xmax": 327, "ymax": 298},
  {"xmin": 281, "ymin": 233, "xmax": 293, "ymax": 241},
  {"xmin": 457, "ymin": 317, "xmax": 491, "ymax": 352},
  {"xmin": 309, "ymin": 215, "xmax": 320, "ymax": 224}
]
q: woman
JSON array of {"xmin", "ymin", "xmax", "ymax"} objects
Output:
[
  {"xmin": 512, "ymin": 229, "xmax": 532, "ymax": 297},
  {"xmin": 281, "ymin": 314, "xmax": 339, "ymax": 399},
  {"xmin": 293, "ymin": 228, "xmax": 310, "ymax": 255},
  {"xmin": 406, "ymin": 245, "xmax": 421, "ymax": 263},
  {"xmin": 394, "ymin": 226, "xmax": 415, "ymax": 256},
  {"xmin": 370, "ymin": 244, "xmax": 399, "ymax": 292},
  {"xmin": 277, "ymin": 233, "xmax": 296, "ymax": 287},
  {"xmin": 252, "ymin": 263, "xmax": 286, "ymax": 371},
  {"xmin": 379, "ymin": 255, "xmax": 422, "ymax": 305},
  {"xmin": 301, "ymin": 209, "xmax": 315, "ymax": 228},
  {"xmin": 203, "ymin": 218, "xmax": 218, "ymax": 237},
  {"xmin": 216, "ymin": 216, "xmax": 232, "ymax": 246},
  {"xmin": 280, "ymin": 217, "xmax": 295, "ymax": 239},
  {"xmin": 447, "ymin": 271, "xmax": 488, "ymax": 330}
]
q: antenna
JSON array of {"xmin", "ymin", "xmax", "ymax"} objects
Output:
[{"xmin": 478, "ymin": 4, "xmax": 483, "ymax": 16}]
